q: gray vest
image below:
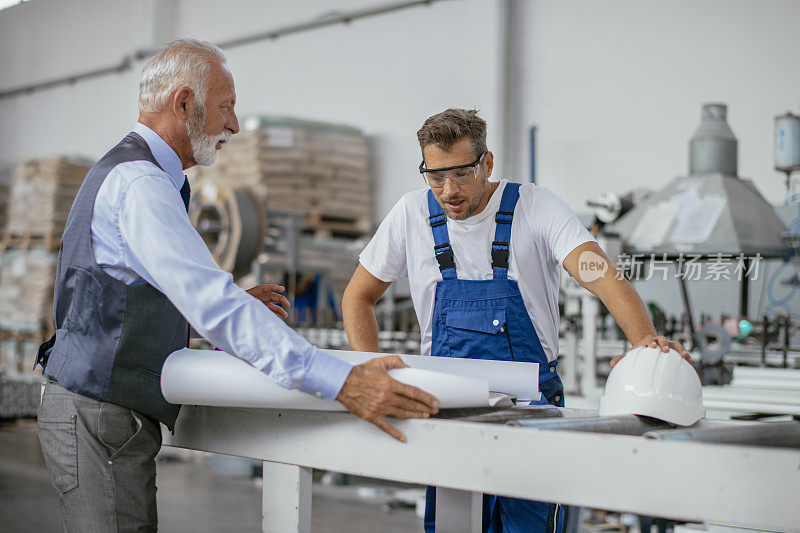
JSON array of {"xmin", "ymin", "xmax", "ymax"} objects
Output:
[{"xmin": 40, "ymin": 132, "xmax": 189, "ymax": 429}]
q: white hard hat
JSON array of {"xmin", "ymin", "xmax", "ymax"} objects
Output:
[{"xmin": 599, "ymin": 346, "xmax": 705, "ymax": 426}]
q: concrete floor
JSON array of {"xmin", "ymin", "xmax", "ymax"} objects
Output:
[{"xmin": 0, "ymin": 419, "xmax": 422, "ymax": 532}]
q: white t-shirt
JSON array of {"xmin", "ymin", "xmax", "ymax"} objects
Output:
[{"xmin": 359, "ymin": 179, "xmax": 595, "ymax": 361}]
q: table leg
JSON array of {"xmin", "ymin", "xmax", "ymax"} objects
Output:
[
  {"xmin": 261, "ymin": 461, "xmax": 312, "ymax": 533},
  {"xmin": 436, "ymin": 486, "xmax": 482, "ymax": 533}
]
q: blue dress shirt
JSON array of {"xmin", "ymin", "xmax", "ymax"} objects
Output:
[{"xmin": 90, "ymin": 123, "xmax": 352, "ymax": 400}]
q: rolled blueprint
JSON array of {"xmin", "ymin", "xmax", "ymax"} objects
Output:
[
  {"xmin": 326, "ymin": 350, "xmax": 539, "ymax": 400},
  {"xmin": 161, "ymin": 348, "xmax": 493, "ymax": 410}
]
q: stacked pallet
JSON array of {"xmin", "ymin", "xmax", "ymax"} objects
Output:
[
  {"xmin": 0, "ymin": 331, "xmax": 41, "ymax": 375},
  {"xmin": 3, "ymin": 156, "xmax": 91, "ymax": 249},
  {"xmin": 191, "ymin": 116, "xmax": 373, "ymax": 237},
  {"xmin": 0, "ymin": 165, "xmax": 10, "ymax": 234},
  {"xmin": 0, "ymin": 373, "xmax": 43, "ymax": 418},
  {"xmin": 0, "ymin": 249, "xmax": 57, "ymax": 335}
]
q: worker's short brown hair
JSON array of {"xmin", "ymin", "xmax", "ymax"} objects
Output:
[{"xmin": 417, "ymin": 108, "xmax": 487, "ymax": 159}]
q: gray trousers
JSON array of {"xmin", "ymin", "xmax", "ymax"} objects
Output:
[{"xmin": 37, "ymin": 381, "xmax": 162, "ymax": 532}]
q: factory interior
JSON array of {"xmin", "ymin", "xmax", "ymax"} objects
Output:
[{"xmin": 1, "ymin": 1, "xmax": 799, "ymax": 532}]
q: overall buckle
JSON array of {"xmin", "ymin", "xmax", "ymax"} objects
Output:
[
  {"xmin": 491, "ymin": 241, "xmax": 510, "ymax": 269},
  {"xmin": 495, "ymin": 210, "xmax": 514, "ymax": 224},
  {"xmin": 429, "ymin": 213, "xmax": 446, "ymax": 228},
  {"xmin": 434, "ymin": 243, "xmax": 456, "ymax": 271}
]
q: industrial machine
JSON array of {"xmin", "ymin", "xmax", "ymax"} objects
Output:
[
  {"xmin": 605, "ymin": 103, "xmax": 787, "ymax": 312},
  {"xmin": 774, "ymin": 110, "xmax": 800, "ymax": 197},
  {"xmin": 567, "ymin": 103, "xmax": 800, "ymax": 403}
]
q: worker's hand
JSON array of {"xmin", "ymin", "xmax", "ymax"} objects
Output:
[
  {"xmin": 611, "ymin": 334, "xmax": 693, "ymax": 367},
  {"xmin": 246, "ymin": 284, "xmax": 291, "ymax": 319},
  {"xmin": 336, "ymin": 355, "xmax": 440, "ymax": 443}
]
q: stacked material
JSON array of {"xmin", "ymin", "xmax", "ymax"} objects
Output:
[
  {"xmin": 0, "ymin": 250, "xmax": 56, "ymax": 334},
  {"xmin": 0, "ymin": 334, "xmax": 40, "ymax": 375},
  {"xmin": 0, "ymin": 164, "xmax": 10, "ymax": 234},
  {"xmin": 703, "ymin": 366, "xmax": 800, "ymax": 417},
  {"xmin": 0, "ymin": 373, "xmax": 43, "ymax": 418},
  {"xmin": 295, "ymin": 327, "xmax": 421, "ymax": 355},
  {"xmin": 191, "ymin": 115, "xmax": 373, "ymax": 237},
  {"xmin": 4, "ymin": 156, "xmax": 91, "ymax": 246}
]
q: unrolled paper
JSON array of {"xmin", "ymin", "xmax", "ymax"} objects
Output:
[
  {"xmin": 163, "ymin": 348, "xmax": 497, "ymax": 410},
  {"xmin": 325, "ymin": 350, "xmax": 539, "ymax": 400}
]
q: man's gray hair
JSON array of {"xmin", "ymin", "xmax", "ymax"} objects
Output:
[{"xmin": 138, "ymin": 38, "xmax": 226, "ymax": 113}]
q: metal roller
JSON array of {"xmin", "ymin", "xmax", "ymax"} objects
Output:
[
  {"xmin": 433, "ymin": 405, "xmax": 600, "ymax": 425},
  {"xmin": 434, "ymin": 405, "xmax": 563, "ymax": 424},
  {"xmin": 515, "ymin": 415, "xmax": 674, "ymax": 435},
  {"xmin": 189, "ymin": 178, "xmax": 264, "ymax": 277},
  {"xmin": 644, "ymin": 420, "xmax": 800, "ymax": 449},
  {"xmin": 697, "ymin": 324, "xmax": 732, "ymax": 364}
]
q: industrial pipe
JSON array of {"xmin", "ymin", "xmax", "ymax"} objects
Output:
[
  {"xmin": 0, "ymin": 0, "xmax": 445, "ymax": 100},
  {"xmin": 434, "ymin": 405, "xmax": 564, "ymax": 424},
  {"xmin": 515, "ymin": 415, "xmax": 674, "ymax": 435},
  {"xmin": 644, "ymin": 421, "xmax": 800, "ymax": 449}
]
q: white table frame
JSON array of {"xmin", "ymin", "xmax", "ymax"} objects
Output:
[{"xmin": 164, "ymin": 406, "xmax": 800, "ymax": 533}]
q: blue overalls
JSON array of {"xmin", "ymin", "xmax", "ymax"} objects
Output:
[{"xmin": 423, "ymin": 183, "xmax": 565, "ymax": 533}]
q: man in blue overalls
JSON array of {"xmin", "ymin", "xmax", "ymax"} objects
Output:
[{"xmin": 342, "ymin": 108, "xmax": 691, "ymax": 532}]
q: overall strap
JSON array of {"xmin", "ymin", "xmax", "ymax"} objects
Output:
[
  {"xmin": 427, "ymin": 189, "xmax": 457, "ymax": 280},
  {"xmin": 492, "ymin": 182, "xmax": 521, "ymax": 280}
]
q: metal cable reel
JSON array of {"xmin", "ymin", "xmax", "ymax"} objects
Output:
[
  {"xmin": 188, "ymin": 177, "xmax": 264, "ymax": 277},
  {"xmin": 696, "ymin": 324, "xmax": 732, "ymax": 365}
]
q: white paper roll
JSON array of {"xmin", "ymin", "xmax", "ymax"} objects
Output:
[
  {"xmin": 161, "ymin": 348, "xmax": 491, "ymax": 410},
  {"xmin": 325, "ymin": 350, "xmax": 540, "ymax": 400}
]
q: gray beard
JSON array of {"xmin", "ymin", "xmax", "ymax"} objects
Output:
[{"xmin": 187, "ymin": 107, "xmax": 230, "ymax": 166}]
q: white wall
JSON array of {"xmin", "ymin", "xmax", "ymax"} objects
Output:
[
  {"xmin": 0, "ymin": 1, "xmax": 150, "ymax": 165},
  {"xmin": 513, "ymin": 0, "xmax": 800, "ymax": 208},
  {"xmin": 4, "ymin": 0, "xmax": 798, "ymax": 213},
  {"xmin": 0, "ymin": 0, "xmax": 503, "ymax": 218},
  {"xmin": 506, "ymin": 0, "xmax": 800, "ymax": 319},
  {"xmin": 2, "ymin": 0, "xmax": 800, "ymax": 318},
  {"xmin": 183, "ymin": 0, "xmax": 503, "ymax": 217}
]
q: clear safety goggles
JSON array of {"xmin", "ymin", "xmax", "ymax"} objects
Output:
[{"xmin": 419, "ymin": 152, "xmax": 487, "ymax": 188}]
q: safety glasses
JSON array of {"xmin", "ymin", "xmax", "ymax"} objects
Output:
[{"xmin": 419, "ymin": 152, "xmax": 487, "ymax": 188}]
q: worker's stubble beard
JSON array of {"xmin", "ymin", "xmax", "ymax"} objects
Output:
[
  {"xmin": 186, "ymin": 104, "xmax": 231, "ymax": 167},
  {"xmin": 439, "ymin": 178, "xmax": 489, "ymax": 221}
]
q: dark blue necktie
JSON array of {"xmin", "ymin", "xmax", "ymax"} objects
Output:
[{"xmin": 180, "ymin": 177, "xmax": 191, "ymax": 212}]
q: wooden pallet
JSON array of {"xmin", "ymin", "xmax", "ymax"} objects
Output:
[
  {"xmin": 306, "ymin": 211, "xmax": 371, "ymax": 228},
  {"xmin": 0, "ymin": 325, "xmax": 51, "ymax": 376},
  {"xmin": 0, "ymin": 232, "xmax": 61, "ymax": 252},
  {"xmin": 0, "ymin": 328, "xmax": 48, "ymax": 345},
  {"xmin": 302, "ymin": 212, "xmax": 372, "ymax": 239},
  {"xmin": 0, "ymin": 329, "xmax": 40, "ymax": 342},
  {"xmin": 5, "ymin": 157, "xmax": 90, "ymax": 238},
  {"xmin": 190, "ymin": 119, "xmax": 374, "ymax": 244},
  {"xmin": 302, "ymin": 227, "xmax": 369, "ymax": 239}
]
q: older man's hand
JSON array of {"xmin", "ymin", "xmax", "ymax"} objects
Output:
[
  {"xmin": 247, "ymin": 284, "xmax": 291, "ymax": 319},
  {"xmin": 610, "ymin": 334, "xmax": 693, "ymax": 367},
  {"xmin": 337, "ymin": 355, "xmax": 440, "ymax": 443}
]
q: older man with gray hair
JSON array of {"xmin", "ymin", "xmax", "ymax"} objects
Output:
[{"xmin": 36, "ymin": 39, "xmax": 438, "ymax": 531}]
